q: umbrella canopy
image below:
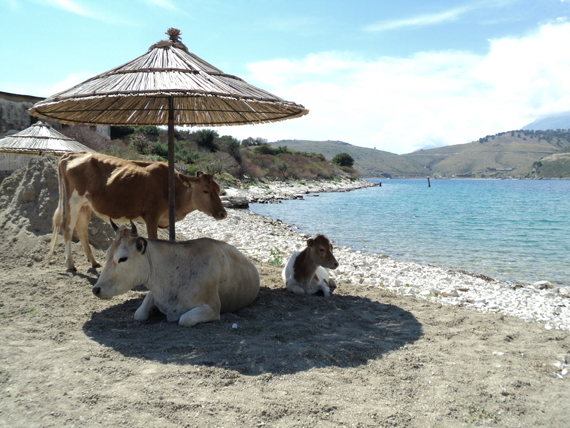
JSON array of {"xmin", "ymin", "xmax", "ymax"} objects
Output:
[
  {"xmin": 0, "ymin": 121, "xmax": 95, "ymax": 155},
  {"xmin": 29, "ymin": 28, "xmax": 308, "ymax": 241},
  {"xmin": 28, "ymin": 29, "xmax": 308, "ymax": 126}
]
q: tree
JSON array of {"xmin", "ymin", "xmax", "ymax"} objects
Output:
[
  {"xmin": 332, "ymin": 152, "xmax": 355, "ymax": 168},
  {"xmin": 195, "ymin": 129, "xmax": 220, "ymax": 152},
  {"xmin": 110, "ymin": 126, "xmax": 136, "ymax": 140},
  {"xmin": 134, "ymin": 125, "xmax": 160, "ymax": 142},
  {"xmin": 219, "ymin": 135, "xmax": 242, "ymax": 163}
]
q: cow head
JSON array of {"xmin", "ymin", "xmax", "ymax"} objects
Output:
[
  {"xmin": 92, "ymin": 220, "xmax": 149, "ymax": 300},
  {"xmin": 182, "ymin": 171, "xmax": 227, "ymax": 220},
  {"xmin": 307, "ymin": 235, "xmax": 339, "ymax": 270}
]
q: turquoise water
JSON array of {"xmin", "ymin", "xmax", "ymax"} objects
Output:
[{"xmin": 250, "ymin": 179, "xmax": 570, "ymax": 287}]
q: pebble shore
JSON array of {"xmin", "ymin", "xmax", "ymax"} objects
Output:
[{"xmin": 177, "ymin": 178, "xmax": 570, "ymax": 331}]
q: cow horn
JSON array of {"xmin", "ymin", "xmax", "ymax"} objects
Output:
[
  {"xmin": 110, "ymin": 218, "xmax": 119, "ymax": 232},
  {"xmin": 130, "ymin": 220, "xmax": 138, "ymax": 236}
]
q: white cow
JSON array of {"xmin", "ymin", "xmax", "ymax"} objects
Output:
[
  {"xmin": 282, "ymin": 235, "xmax": 339, "ymax": 297},
  {"xmin": 92, "ymin": 221, "xmax": 260, "ymax": 327}
]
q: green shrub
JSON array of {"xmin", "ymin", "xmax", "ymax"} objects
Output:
[{"xmin": 332, "ymin": 152, "xmax": 355, "ymax": 167}]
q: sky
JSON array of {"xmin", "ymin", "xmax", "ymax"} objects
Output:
[{"xmin": 2, "ymin": 0, "xmax": 570, "ymax": 154}]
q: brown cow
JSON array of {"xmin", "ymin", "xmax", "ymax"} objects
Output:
[
  {"xmin": 281, "ymin": 235, "xmax": 339, "ymax": 297},
  {"xmin": 45, "ymin": 152, "xmax": 227, "ymax": 271}
]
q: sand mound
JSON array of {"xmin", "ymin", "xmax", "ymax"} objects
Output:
[
  {"xmin": 0, "ymin": 155, "xmax": 110, "ymax": 269},
  {"xmin": 0, "ymin": 154, "xmax": 166, "ymax": 270}
]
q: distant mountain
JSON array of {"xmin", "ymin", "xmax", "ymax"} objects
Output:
[
  {"xmin": 269, "ymin": 140, "xmax": 427, "ymax": 178},
  {"xmin": 270, "ymin": 131, "xmax": 570, "ymax": 179},
  {"xmin": 522, "ymin": 112, "xmax": 570, "ymax": 131},
  {"xmin": 403, "ymin": 130, "xmax": 570, "ymax": 178}
]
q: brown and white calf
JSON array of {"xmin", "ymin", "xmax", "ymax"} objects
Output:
[{"xmin": 281, "ymin": 235, "xmax": 339, "ymax": 297}]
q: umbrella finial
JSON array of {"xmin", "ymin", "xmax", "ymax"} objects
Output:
[{"xmin": 166, "ymin": 28, "xmax": 182, "ymax": 42}]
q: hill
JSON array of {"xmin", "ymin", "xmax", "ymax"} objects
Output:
[
  {"xmin": 403, "ymin": 130, "xmax": 570, "ymax": 178},
  {"xmin": 529, "ymin": 150, "xmax": 570, "ymax": 179},
  {"xmin": 522, "ymin": 112, "xmax": 570, "ymax": 131},
  {"xmin": 270, "ymin": 140, "xmax": 427, "ymax": 178}
]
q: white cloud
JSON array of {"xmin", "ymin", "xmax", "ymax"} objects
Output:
[
  {"xmin": 1, "ymin": 72, "xmax": 95, "ymax": 98},
  {"xmin": 41, "ymin": 0, "xmax": 94, "ymax": 17},
  {"xmin": 364, "ymin": 0, "xmax": 514, "ymax": 32},
  {"xmin": 1, "ymin": 0, "xmax": 19, "ymax": 10},
  {"xmin": 364, "ymin": 5, "xmax": 473, "ymax": 32},
  {"xmin": 216, "ymin": 21, "xmax": 570, "ymax": 154},
  {"xmin": 142, "ymin": 0, "xmax": 176, "ymax": 10}
]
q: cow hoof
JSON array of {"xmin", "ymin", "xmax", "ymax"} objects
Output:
[
  {"xmin": 66, "ymin": 267, "xmax": 77, "ymax": 273},
  {"xmin": 92, "ymin": 263, "xmax": 102, "ymax": 269}
]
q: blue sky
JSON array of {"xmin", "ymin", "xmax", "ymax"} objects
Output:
[{"xmin": 2, "ymin": 0, "xmax": 570, "ymax": 154}]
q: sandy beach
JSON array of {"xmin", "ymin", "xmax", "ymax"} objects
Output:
[{"xmin": 1, "ymin": 156, "xmax": 569, "ymax": 427}]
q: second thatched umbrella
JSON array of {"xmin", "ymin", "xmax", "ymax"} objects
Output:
[{"xmin": 30, "ymin": 28, "xmax": 308, "ymax": 240}]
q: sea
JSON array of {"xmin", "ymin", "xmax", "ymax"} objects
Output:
[{"xmin": 250, "ymin": 179, "xmax": 570, "ymax": 287}]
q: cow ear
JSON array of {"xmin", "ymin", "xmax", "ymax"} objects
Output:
[
  {"xmin": 182, "ymin": 178, "xmax": 191, "ymax": 188},
  {"xmin": 136, "ymin": 237, "xmax": 147, "ymax": 255},
  {"xmin": 196, "ymin": 171, "xmax": 204, "ymax": 178},
  {"xmin": 307, "ymin": 238, "xmax": 314, "ymax": 247}
]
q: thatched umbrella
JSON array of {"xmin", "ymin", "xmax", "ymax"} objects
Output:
[
  {"xmin": 0, "ymin": 121, "xmax": 95, "ymax": 155},
  {"xmin": 29, "ymin": 28, "xmax": 308, "ymax": 240}
]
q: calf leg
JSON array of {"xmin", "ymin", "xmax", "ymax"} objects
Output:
[
  {"xmin": 285, "ymin": 278, "xmax": 306, "ymax": 295},
  {"xmin": 75, "ymin": 205, "xmax": 100, "ymax": 268},
  {"xmin": 134, "ymin": 292, "xmax": 156, "ymax": 321},
  {"xmin": 179, "ymin": 303, "xmax": 220, "ymax": 327}
]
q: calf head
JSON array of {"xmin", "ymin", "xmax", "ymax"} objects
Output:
[
  {"xmin": 92, "ymin": 220, "xmax": 148, "ymax": 300},
  {"xmin": 308, "ymin": 235, "xmax": 339, "ymax": 269},
  {"xmin": 183, "ymin": 171, "xmax": 227, "ymax": 220}
]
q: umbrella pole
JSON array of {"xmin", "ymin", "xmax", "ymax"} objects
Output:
[{"xmin": 168, "ymin": 96, "xmax": 176, "ymax": 241}]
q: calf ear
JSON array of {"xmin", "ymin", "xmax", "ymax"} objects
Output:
[
  {"xmin": 136, "ymin": 237, "xmax": 147, "ymax": 255},
  {"xmin": 307, "ymin": 238, "xmax": 314, "ymax": 247}
]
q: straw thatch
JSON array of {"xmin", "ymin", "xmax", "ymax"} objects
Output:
[
  {"xmin": 29, "ymin": 29, "xmax": 308, "ymax": 127},
  {"xmin": 0, "ymin": 121, "xmax": 95, "ymax": 155}
]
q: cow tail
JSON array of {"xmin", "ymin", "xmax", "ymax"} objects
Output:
[{"xmin": 44, "ymin": 159, "xmax": 65, "ymax": 267}]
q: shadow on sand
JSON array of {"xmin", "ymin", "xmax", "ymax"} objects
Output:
[{"xmin": 83, "ymin": 285, "xmax": 423, "ymax": 376}]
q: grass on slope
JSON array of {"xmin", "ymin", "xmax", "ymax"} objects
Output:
[{"xmin": 270, "ymin": 140, "xmax": 427, "ymax": 178}]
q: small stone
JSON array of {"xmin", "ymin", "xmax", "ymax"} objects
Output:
[
  {"xmin": 562, "ymin": 369, "xmax": 568, "ymax": 376},
  {"xmin": 492, "ymin": 351, "xmax": 505, "ymax": 356},
  {"xmin": 232, "ymin": 323, "xmax": 238, "ymax": 329},
  {"xmin": 545, "ymin": 324, "xmax": 553, "ymax": 330},
  {"xmin": 534, "ymin": 281, "xmax": 554, "ymax": 290},
  {"xmin": 419, "ymin": 290, "xmax": 431, "ymax": 296},
  {"xmin": 441, "ymin": 290, "xmax": 459, "ymax": 297}
]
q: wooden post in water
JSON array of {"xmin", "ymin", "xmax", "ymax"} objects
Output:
[{"xmin": 427, "ymin": 177, "xmax": 431, "ymax": 187}]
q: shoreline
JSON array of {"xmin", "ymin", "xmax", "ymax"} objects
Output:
[{"xmin": 177, "ymin": 178, "xmax": 570, "ymax": 331}]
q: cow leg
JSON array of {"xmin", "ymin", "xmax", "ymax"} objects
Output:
[
  {"xmin": 285, "ymin": 278, "xmax": 306, "ymax": 295},
  {"xmin": 75, "ymin": 205, "xmax": 100, "ymax": 268},
  {"xmin": 62, "ymin": 191, "xmax": 84, "ymax": 272},
  {"xmin": 179, "ymin": 303, "xmax": 220, "ymax": 327},
  {"xmin": 134, "ymin": 292, "xmax": 156, "ymax": 321},
  {"xmin": 144, "ymin": 217, "xmax": 159, "ymax": 239}
]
